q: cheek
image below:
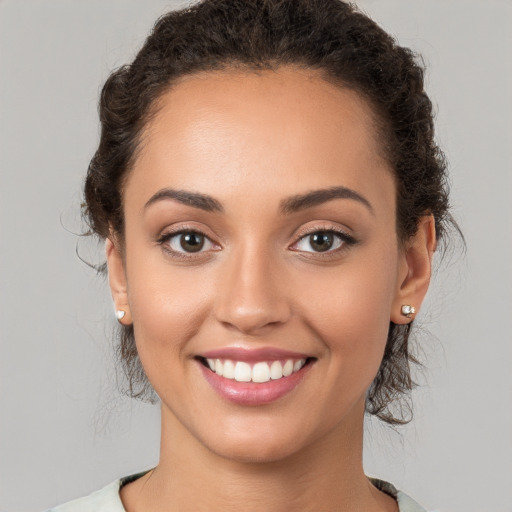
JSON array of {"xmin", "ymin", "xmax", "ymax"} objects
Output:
[
  {"xmin": 297, "ymin": 249, "xmax": 399, "ymax": 374},
  {"xmin": 125, "ymin": 247, "xmax": 214, "ymax": 363},
  {"xmin": 301, "ymin": 279, "xmax": 396, "ymax": 422}
]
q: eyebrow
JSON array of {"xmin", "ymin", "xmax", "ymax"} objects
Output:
[
  {"xmin": 144, "ymin": 188, "xmax": 224, "ymax": 213},
  {"xmin": 279, "ymin": 186, "xmax": 374, "ymax": 215},
  {"xmin": 143, "ymin": 185, "xmax": 373, "ymax": 216}
]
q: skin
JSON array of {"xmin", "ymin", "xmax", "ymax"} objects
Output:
[{"xmin": 107, "ymin": 66, "xmax": 436, "ymax": 511}]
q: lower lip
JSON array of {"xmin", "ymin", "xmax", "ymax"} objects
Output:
[{"xmin": 198, "ymin": 362, "xmax": 311, "ymax": 406}]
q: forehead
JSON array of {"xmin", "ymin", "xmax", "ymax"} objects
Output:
[{"xmin": 127, "ymin": 66, "xmax": 394, "ymax": 211}]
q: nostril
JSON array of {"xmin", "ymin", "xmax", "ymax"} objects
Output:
[
  {"xmin": 215, "ymin": 305, "xmax": 292, "ymax": 335},
  {"xmin": 213, "ymin": 267, "xmax": 292, "ymax": 334}
]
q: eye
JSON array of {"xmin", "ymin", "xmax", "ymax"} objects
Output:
[
  {"xmin": 161, "ymin": 230, "xmax": 216, "ymax": 254},
  {"xmin": 292, "ymin": 230, "xmax": 355, "ymax": 254}
]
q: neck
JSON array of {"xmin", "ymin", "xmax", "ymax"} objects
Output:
[{"xmin": 121, "ymin": 399, "xmax": 396, "ymax": 512}]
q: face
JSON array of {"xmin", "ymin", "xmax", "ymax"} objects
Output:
[{"xmin": 108, "ymin": 67, "xmax": 430, "ymax": 463}]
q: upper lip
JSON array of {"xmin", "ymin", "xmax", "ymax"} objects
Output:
[{"xmin": 200, "ymin": 347, "xmax": 312, "ymax": 362}]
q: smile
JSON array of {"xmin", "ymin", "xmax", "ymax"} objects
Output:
[
  {"xmin": 197, "ymin": 348, "xmax": 315, "ymax": 405},
  {"xmin": 205, "ymin": 358, "xmax": 307, "ymax": 383}
]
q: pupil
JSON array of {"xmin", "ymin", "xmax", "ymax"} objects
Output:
[
  {"xmin": 180, "ymin": 233, "xmax": 204, "ymax": 252},
  {"xmin": 310, "ymin": 232, "xmax": 333, "ymax": 252}
]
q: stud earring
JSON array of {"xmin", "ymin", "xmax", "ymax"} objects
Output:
[
  {"xmin": 116, "ymin": 310, "xmax": 126, "ymax": 320},
  {"xmin": 401, "ymin": 305, "xmax": 416, "ymax": 318}
]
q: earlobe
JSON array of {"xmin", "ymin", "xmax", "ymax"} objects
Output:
[
  {"xmin": 391, "ymin": 215, "xmax": 436, "ymax": 325},
  {"xmin": 105, "ymin": 237, "xmax": 133, "ymax": 325}
]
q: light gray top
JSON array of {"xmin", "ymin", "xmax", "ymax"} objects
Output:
[{"xmin": 46, "ymin": 472, "xmax": 427, "ymax": 512}]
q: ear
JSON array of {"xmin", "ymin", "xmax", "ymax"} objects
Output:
[
  {"xmin": 391, "ymin": 215, "xmax": 437, "ymax": 325},
  {"xmin": 105, "ymin": 237, "xmax": 132, "ymax": 325}
]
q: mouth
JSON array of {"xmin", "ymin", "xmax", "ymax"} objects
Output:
[
  {"xmin": 195, "ymin": 347, "xmax": 316, "ymax": 405},
  {"xmin": 196, "ymin": 356, "xmax": 315, "ymax": 384}
]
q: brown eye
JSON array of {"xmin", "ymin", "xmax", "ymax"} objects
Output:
[
  {"xmin": 308, "ymin": 232, "xmax": 334, "ymax": 252},
  {"xmin": 179, "ymin": 232, "xmax": 205, "ymax": 252},
  {"xmin": 291, "ymin": 229, "xmax": 354, "ymax": 254},
  {"xmin": 164, "ymin": 231, "xmax": 215, "ymax": 254}
]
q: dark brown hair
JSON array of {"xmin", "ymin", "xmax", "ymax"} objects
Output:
[{"xmin": 84, "ymin": 0, "xmax": 457, "ymax": 424}]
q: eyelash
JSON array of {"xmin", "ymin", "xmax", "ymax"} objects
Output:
[
  {"xmin": 290, "ymin": 227, "xmax": 358, "ymax": 259},
  {"xmin": 156, "ymin": 225, "xmax": 357, "ymax": 260},
  {"xmin": 156, "ymin": 228, "xmax": 219, "ymax": 260}
]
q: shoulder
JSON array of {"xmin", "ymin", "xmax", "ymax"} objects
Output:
[
  {"xmin": 46, "ymin": 473, "xmax": 427, "ymax": 512},
  {"xmin": 44, "ymin": 479, "xmax": 125, "ymax": 512},
  {"xmin": 369, "ymin": 477, "xmax": 428, "ymax": 512},
  {"xmin": 44, "ymin": 470, "xmax": 151, "ymax": 512}
]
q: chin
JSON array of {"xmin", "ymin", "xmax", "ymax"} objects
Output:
[
  {"xmin": 208, "ymin": 435, "xmax": 305, "ymax": 465},
  {"xmin": 194, "ymin": 413, "xmax": 333, "ymax": 466}
]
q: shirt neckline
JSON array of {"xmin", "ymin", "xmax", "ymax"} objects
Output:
[{"xmin": 116, "ymin": 471, "xmax": 425, "ymax": 512}]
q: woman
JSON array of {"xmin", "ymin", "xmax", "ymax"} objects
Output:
[{"xmin": 48, "ymin": 0, "xmax": 454, "ymax": 510}]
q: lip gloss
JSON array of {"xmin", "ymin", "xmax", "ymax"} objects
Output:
[{"xmin": 198, "ymin": 358, "xmax": 311, "ymax": 406}]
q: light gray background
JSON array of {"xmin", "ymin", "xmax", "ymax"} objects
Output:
[{"xmin": 1, "ymin": 1, "xmax": 511, "ymax": 511}]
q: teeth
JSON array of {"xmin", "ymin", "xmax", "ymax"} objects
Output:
[
  {"xmin": 270, "ymin": 360, "xmax": 283, "ymax": 380},
  {"xmin": 223, "ymin": 359, "xmax": 235, "ymax": 379},
  {"xmin": 293, "ymin": 359, "xmax": 305, "ymax": 372},
  {"xmin": 205, "ymin": 358, "xmax": 307, "ymax": 383},
  {"xmin": 234, "ymin": 361, "xmax": 252, "ymax": 382},
  {"xmin": 282, "ymin": 359, "xmax": 294, "ymax": 377},
  {"xmin": 252, "ymin": 362, "xmax": 271, "ymax": 383}
]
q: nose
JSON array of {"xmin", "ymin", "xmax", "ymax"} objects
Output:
[{"xmin": 213, "ymin": 246, "xmax": 292, "ymax": 335}]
